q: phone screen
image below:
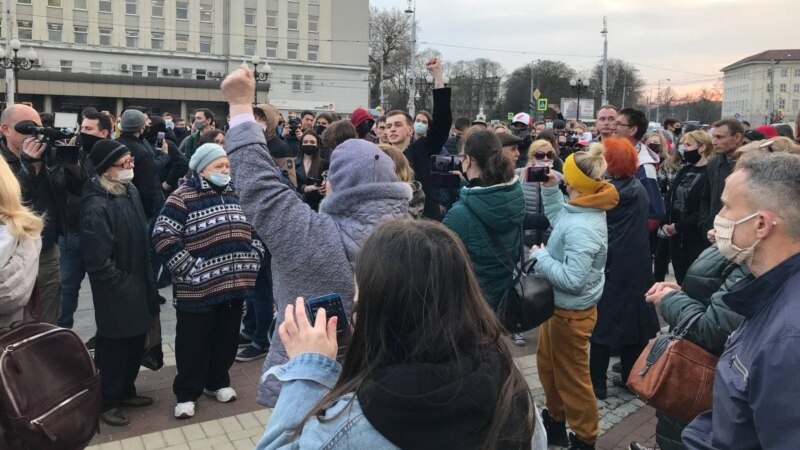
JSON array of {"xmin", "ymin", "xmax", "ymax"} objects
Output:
[
  {"xmin": 305, "ymin": 294, "xmax": 348, "ymax": 342},
  {"xmin": 526, "ymin": 166, "xmax": 550, "ymax": 182}
]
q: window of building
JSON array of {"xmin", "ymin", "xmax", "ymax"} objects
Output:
[
  {"xmin": 147, "ymin": 65, "xmax": 158, "ymax": 77},
  {"xmin": 795, "ymin": 84, "xmax": 800, "ymax": 93},
  {"xmin": 176, "ymin": 2, "xmax": 188, "ymax": 20},
  {"xmin": 266, "ymin": 41, "xmax": 277, "ymax": 58},
  {"xmin": 132, "ymin": 64, "xmax": 143, "ymax": 77},
  {"xmin": 308, "ymin": 44, "xmax": 318, "ymax": 62},
  {"xmin": 779, "ymin": 98, "xmax": 786, "ymax": 109},
  {"xmin": 199, "ymin": 36, "xmax": 212, "ymax": 54},
  {"xmin": 793, "ymin": 99, "xmax": 799, "ymax": 111},
  {"xmin": 195, "ymin": 69, "xmax": 207, "ymax": 80},
  {"xmin": 309, "ymin": 0, "xmax": 319, "ymax": 3},
  {"xmin": 17, "ymin": 0, "xmax": 32, "ymax": 4},
  {"xmin": 287, "ymin": 42, "xmax": 298, "ymax": 60},
  {"xmin": 288, "ymin": 13, "xmax": 298, "ymax": 30},
  {"xmin": 17, "ymin": 20, "xmax": 32, "ymax": 40},
  {"xmin": 74, "ymin": 25, "xmax": 88, "ymax": 44},
  {"xmin": 59, "ymin": 60, "xmax": 71, "ymax": 73},
  {"xmin": 152, "ymin": 0, "xmax": 164, "ymax": 17},
  {"xmin": 48, "ymin": 23, "xmax": 63, "ymax": 42},
  {"xmin": 74, "ymin": 0, "xmax": 87, "ymax": 9},
  {"xmin": 766, "ymin": 99, "xmax": 769, "ymax": 109},
  {"xmin": 200, "ymin": 4, "xmax": 213, "ymax": 22},
  {"xmin": 47, "ymin": 0, "xmax": 61, "ymax": 6},
  {"xmin": 126, "ymin": 29, "xmax": 139, "ymax": 48},
  {"xmin": 151, "ymin": 32, "xmax": 164, "ymax": 50},
  {"xmin": 99, "ymin": 0, "xmax": 112, "ymax": 12},
  {"xmin": 125, "ymin": 0, "xmax": 137, "ymax": 15},
  {"xmin": 176, "ymin": 34, "xmax": 189, "ymax": 52},
  {"xmin": 292, "ymin": 74, "xmax": 301, "ymax": 92},
  {"xmin": 244, "ymin": 39, "xmax": 256, "ymax": 56},
  {"xmin": 90, "ymin": 62, "xmax": 102, "ymax": 74},
  {"xmin": 99, "ymin": 27, "xmax": 112, "ymax": 45},
  {"xmin": 780, "ymin": 83, "xmax": 787, "ymax": 93},
  {"xmin": 182, "ymin": 68, "xmax": 193, "ymax": 79},
  {"xmin": 309, "ymin": 15, "xmax": 318, "ymax": 33},
  {"xmin": 781, "ymin": 68, "xmax": 788, "ymax": 77},
  {"xmin": 267, "ymin": 10, "xmax": 278, "ymax": 28},
  {"xmin": 795, "ymin": 68, "xmax": 800, "ymax": 77},
  {"xmin": 304, "ymin": 75, "xmax": 313, "ymax": 92},
  {"xmin": 245, "ymin": 8, "xmax": 256, "ymax": 26}
]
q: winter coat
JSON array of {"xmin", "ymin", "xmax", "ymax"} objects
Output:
[
  {"xmin": 224, "ymin": 121, "xmax": 412, "ymax": 407},
  {"xmin": 295, "ymin": 156, "xmax": 329, "ymax": 212},
  {"xmin": 443, "ymin": 178, "xmax": 525, "ymax": 309},
  {"xmin": 403, "ymin": 88, "xmax": 452, "ymax": 219},
  {"xmin": 115, "ymin": 133, "xmax": 165, "ymax": 218},
  {"xmin": 699, "ymin": 153, "xmax": 734, "ymax": 234},
  {"xmin": 683, "ymin": 253, "xmax": 800, "ymax": 450},
  {"xmin": 80, "ymin": 178, "xmax": 156, "ymax": 339},
  {"xmin": 151, "ymin": 174, "xmax": 264, "ymax": 312},
  {"xmin": 147, "ymin": 137, "xmax": 189, "ymax": 192},
  {"xmin": 667, "ymin": 164, "xmax": 710, "ymax": 259},
  {"xmin": 515, "ymin": 168, "xmax": 562, "ymax": 246},
  {"xmin": 532, "ymin": 183, "xmax": 619, "ymax": 311},
  {"xmin": 178, "ymin": 129, "xmax": 202, "ymax": 160},
  {"xmin": 635, "ymin": 142, "xmax": 666, "ymax": 225},
  {"xmin": 591, "ymin": 177, "xmax": 660, "ymax": 347},
  {"xmin": 0, "ymin": 226, "xmax": 41, "ymax": 328},
  {"xmin": 654, "ymin": 245, "xmax": 747, "ymax": 450}
]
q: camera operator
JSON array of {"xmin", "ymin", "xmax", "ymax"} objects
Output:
[
  {"xmin": 0, "ymin": 104, "xmax": 86, "ymax": 325},
  {"xmin": 553, "ymin": 119, "xmax": 581, "ymax": 161},
  {"xmin": 281, "ymin": 111, "xmax": 314, "ymax": 157}
]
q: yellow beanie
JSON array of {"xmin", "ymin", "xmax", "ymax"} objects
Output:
[{"xmin": 562, "ymin": 153, "xmax": 602, "ymax": 195}]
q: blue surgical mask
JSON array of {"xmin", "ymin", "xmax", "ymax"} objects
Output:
[
  {"xmin": 276, "ymin": 125, "xmax": 284, "ymax": 137},
  {"xmin": 414, "ymin": 122, "xmax": 428, "ymax": 135},
  {"xmin": 207, "ymin": 172, "xmax": 231, "ymax": 187},
  {"xmin": 678, "ymin": 145, "xmax": 686, "ymax": 156}
]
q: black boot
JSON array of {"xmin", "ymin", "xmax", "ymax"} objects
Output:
[
  {"xmin": 100, "ymin": 407, "xmax": 129, "ymax": 427},
  {"xmin": 541, "ymin": 408, "xmax": 569, "ymax": 447},
  {"xmin": 568, "ymin": 432, "xmax": 595, "ymax": 450}
]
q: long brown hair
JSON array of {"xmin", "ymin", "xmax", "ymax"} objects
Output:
[
  {"xmin": 298, "ymin": 220, "xmax": 534, "ymax": 448},
  {"xmin": 463, "ymin": 129, "xmax": 514, "ymax": 186},
  {"xmin": 299, "ymin": 130, "xmax": 324, "ymax": 178}
]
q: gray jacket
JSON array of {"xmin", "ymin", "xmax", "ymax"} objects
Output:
[
  {"xmin": 225, "ymin": 121, "xmax": 412, "ymax": 407},
  {"xmin": 0, "ymin": 226, "xmax": 41, "ymax": 328}
]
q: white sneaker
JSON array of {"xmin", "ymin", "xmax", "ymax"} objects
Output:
[
  {"xmin": 512, "ymin": 333, "xmax": 526, "ymax": 346},
  {"xmin": 204, "ymin": 387, "xmax": 237, "ymax": 403},
  {"xmin": 174, "ymin": 401, "xmax": 195, "ymax": 419}
]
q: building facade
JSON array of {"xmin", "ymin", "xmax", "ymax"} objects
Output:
[
  {"xmin": 721, "ymin": 49, "xmax": 800, "ymax": 125},
  {"xmin": 4, "ymin": 0, "xmax": 369, "ymax": 120}
]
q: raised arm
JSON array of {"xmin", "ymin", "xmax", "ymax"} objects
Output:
[{"xmin": 425, "ymin": 57, "xmax": 452, "ymax": 156}]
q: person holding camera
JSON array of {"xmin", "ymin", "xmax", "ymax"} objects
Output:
[
  {"xmin": 281, "ymin": 111, "xmax": 315, "ymax": 157},
  {"xmin": 0, "ymin": 104, "xmax": 86, "ymax": 325}
]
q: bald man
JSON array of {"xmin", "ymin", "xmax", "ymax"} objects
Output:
[{"xmin": 1, "ymin": 104, "xmax": 86, "ymax": 325}]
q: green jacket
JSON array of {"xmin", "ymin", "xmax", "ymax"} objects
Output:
[
  {"xmin": 443, "ymin": 178, "xmax": 525, "ymax": 309},
  {"xmin": 179, "ymin": 130, "xmax": 202, "ymax": 159}
]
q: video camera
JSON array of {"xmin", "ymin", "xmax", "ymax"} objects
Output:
[
  {"xmin": 287, "ymin": 117, "xmax": 301, "ymax": 133},
  {"xmin": 430, "ymin": 155, "xmax": 463, "ymax": 189},
  {"xmin": 14, "ymin": 120, "xmax": 80, "ymax": 166}
]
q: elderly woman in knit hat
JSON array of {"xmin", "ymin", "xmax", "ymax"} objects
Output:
[
  {"xmin": 80, "ymin": 139, "xmax": 158, "ymax": 427},
  {"xmin": 152, "ymin": 143, "xmax": 265, "ymax": 419},
  {"xmin": 589, "ymin": 138, "xmax": 660, "ymax": 401},
  {"xmin": 529, "ymin": 144, "xmax": 619, "ymax": 449}
]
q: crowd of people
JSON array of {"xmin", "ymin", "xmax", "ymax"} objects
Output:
[{"xmin": 1, "ymin": 58, "xmax": 800, "ymax": 449}]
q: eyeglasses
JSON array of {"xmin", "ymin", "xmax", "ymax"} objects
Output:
[
  {"xmin": 613, "ymin": 122, "xmax": 632, "ymax": 128},
  {"xmin": 111, "ymin": 157, "xmax": 134, "ymax": 169},
  {"xmin": 534, "ymin": 151, "xmax": 556, "ymax": 160}
]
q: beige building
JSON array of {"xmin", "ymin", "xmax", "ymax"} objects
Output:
[
  {"xmin": 721, "ymin": 49, "xmax": 800, "ymax": 125},
  {"xmin": 4, "ymin": 0, "xmax": 369, "ymax": 119}
]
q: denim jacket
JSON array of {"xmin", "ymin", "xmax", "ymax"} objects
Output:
[{"xmin": 255, "ymin": 352, "xmax": 548, "ymax": 450}]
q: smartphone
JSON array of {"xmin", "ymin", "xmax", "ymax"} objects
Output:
[
  {"xmin": 526, "ymin": 166, "xmax": 550, "ymax": 182},
  {"xmin": 155, "ymin": 131, "xmax": 165, "ymax": 148},
  {"xmin": 308, "ymin": 177, "xmax": 324, "ymax": 187},
  {"xmin": 305, "ymin": 294, "xmax": 348, "ymax": 342},
  {"xmin": 431, "ymin": 172, "xmax": 462, "ymax": 189}
]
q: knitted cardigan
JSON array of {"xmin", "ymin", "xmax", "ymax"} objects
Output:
[{"xmin": 152, "ymin": 174, "xmax": 264, "ymax": 311}]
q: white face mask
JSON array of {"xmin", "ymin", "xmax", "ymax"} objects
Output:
[
  {"xmin": 115, "ymin": 168, "xmax": 134, "ymax": 184},
  {"xmin": 714, "ymin": 212, "xmax": 760, "ymax": 266}
]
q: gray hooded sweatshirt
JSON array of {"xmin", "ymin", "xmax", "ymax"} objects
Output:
[{"xmin": 225, "ymin": 121, "xmax": 412, "ymax": 406}]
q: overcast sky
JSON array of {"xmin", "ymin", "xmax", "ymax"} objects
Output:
[{"xmin": 370, "ymin": 0, "xmax": 800, "ymax": 96}]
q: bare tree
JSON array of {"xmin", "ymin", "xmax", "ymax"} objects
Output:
[
  {"xmin": 369, "ymin": 7, "xmax": 413, "ymax": 109},
  {"xmin": 589, "ymin": 58, "xmax": 644, "ymax": 111}
]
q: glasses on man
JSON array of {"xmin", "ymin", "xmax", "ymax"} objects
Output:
[
  {"xmin": 533, "ymin": 151, "xmax": 556, "ymax": 160},
  {"xmin": 613, "ymin": 122, "xmax": 632, "ymax": 128},
  {"xmin": 111, "ymin": 157, "xmax": 135, "ymax": 169}
]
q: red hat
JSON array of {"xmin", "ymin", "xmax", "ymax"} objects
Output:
[
  {"xmin": 351, "ymin": 108, "xmax": 372, "ymax": 127},
  {"xmin": 755, "ymin": 125, "xmax": 778, "ymax": 139}
]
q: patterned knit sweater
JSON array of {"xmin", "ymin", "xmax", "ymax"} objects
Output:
[{"xmin": 152, "ymin": 174, "xmax": 264, "ymax": 311}]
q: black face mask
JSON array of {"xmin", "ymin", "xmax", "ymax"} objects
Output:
[
  {"xmin": 314, "ymin": 125, "xmax": 327, "ymax": 136},
  {"xmin": 647, "ymin": 143, "xmax": 661, "ymax": 152},
  {"xmin": 683, "ymin": 149, "xmax": 702, "ymax": 165},
  {"xmin": 174, "ymin": 127, "xmax": 186, "ymax": 134},
  {"xmin": 674, "ymin": 127, "xmax": 682, "ymax": 135},
  {"xmin": 301, "ymin": 145, "xmax": 318, "ymax": 156},
  {"xmin": 79, "ymin": 133, "xmax": 103, "ymax": 154},
  {"xmin": 355, "ymin": 121, "xmax": 373, "ymax": 138},
  {"xmin": 512, "ymin": 128, "xmax": 530, "ymax": 139}
]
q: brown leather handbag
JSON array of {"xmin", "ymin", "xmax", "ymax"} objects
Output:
[{"xmin": 627, "ymin": 313, "xmax": 719, "ymax": 422}]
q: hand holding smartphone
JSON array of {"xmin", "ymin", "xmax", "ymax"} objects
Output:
[
  {"xmin": 525, "ymin": 165, "xmax": 550, "ymax": 183},
  {"xmin": 305, "ymin": 294, "xmax": 349, "ymax": 345}
]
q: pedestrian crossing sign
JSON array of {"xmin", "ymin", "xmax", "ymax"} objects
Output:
[{"xmin": 537, "ymin": 99, "xmax": 548, "ymax": 111}]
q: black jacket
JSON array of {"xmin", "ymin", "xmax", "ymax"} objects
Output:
[
  {"xmin": 145, "ymin": 135, "xmax": 189, "ymax": 192},
  {"xmin": 668, "ymin": 164, "xmax": 710, "ymax": 259},
  {"xmin": 403, "ymin": 88, "xmax": 452, "ymax": 220},
  {"xmin": 700, "ymin": 153, "xmax": 734, "ymax": 234},
  {"xmin": 295, "ymin": 156, "xmax": 329, "ymax": 212},
  {"xmin": 80, "ymin": 178, "xmax": 156, "ymax": 338},
  {"xmin": 116, "ymin": 133, "xmax": 165, "ymax": 218}
]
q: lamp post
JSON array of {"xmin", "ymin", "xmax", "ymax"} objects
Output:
[
  {"xmin": 405, "ymin": 0, "xmax": 416, "ymax": 117},
  {"xmin": 0, "ymin": 39, "xmax": 37, "ymax": 106},
  {"xmin": 656, "ymin": 78, "xmax": 670, "ymax": 123},
  {"xmin": 569, "ymin": 78, "xmax": 588, "ymax": 122},
  {"xmin": 249, "ymin": 55, "xmax": 271, "ymax": 104}
]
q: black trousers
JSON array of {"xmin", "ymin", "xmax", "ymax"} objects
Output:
[
  {"xmin": 174, "ymin": 299, "xmax": 243, "ymax": 403},
  {"xmin": 589, "ymin": 342, "xmax": 648, "ymax": 388},
  {"xmin": 653, "ymin": 236, "xmax": 671, "ymax": 282},
  {"xmin": 95, "ymin": 333, "xmax": 146, "ymax": 411}
]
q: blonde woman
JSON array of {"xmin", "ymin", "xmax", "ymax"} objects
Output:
[
  {"xmin": 379, "ymin": 143, "xmax": 424, "ymax": 219},
  {"xmin": 654, "ymin": 131, "xmax": 685, "ymax": 281},
  {"xmin": 0, "ymin": 157, "xmax": 43, "ymax": 327},
  {"xmin": 517, "ymin": 140, "xmax": 563, "ymax": 248}
]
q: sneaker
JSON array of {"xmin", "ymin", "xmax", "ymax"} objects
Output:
[
  {"xmin": 174, "ymin": 401, "xmax": 195, "ymax": 419},
  {"xmin": 236, "ymin": 344, "xmax": 267, "ymax": 362},
  {"xmin": 567, "ymin": 432, "xmax": 595, "ymax": 450},
  {"xmin": 204, "ymin": 387, "xmax": 237, "ymax": 403},
  {"xmin": 512, "ymin": 333, "xmax": 526, "ymax": 346},
  {"xmin": 237, "ymin": 335, "xmax": 252, "ymax": 348},
  {"xmin": 541, "ymin": 408, "xmax": 569, "ymax": 447}
]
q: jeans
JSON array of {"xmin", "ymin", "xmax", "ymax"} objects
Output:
[
  {"xmin": 241, "ymin": 252, "xmax": 274, "ymax": 350},
  {"xmin": 57, "ymin": 232, "xmax": 86, "ymax": 329}
]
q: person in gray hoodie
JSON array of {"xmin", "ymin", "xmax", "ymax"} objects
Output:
[{"xmin": 221, "ymin": 66, "xmax": 412, "ymax": 407}]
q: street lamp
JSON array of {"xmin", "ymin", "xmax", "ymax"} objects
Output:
[
  {"xmin": 249, "ymin": 55, "xmax": 271, "ymax": 104},
  {"xmin": 569, "ymin": 78, "xmax": 589, "ymax": 122},
  {"xmin": 656, "ymin": 78, "xmax": 670, "ymax": 123},
  {"xmin": 405, "ymin": 0, "xmax": 416, "ymax": 116},
  {"xmin": 0, "ymin": 39, "xmax": 37, "ymax": 105}
]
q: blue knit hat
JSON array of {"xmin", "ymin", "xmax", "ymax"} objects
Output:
[
  {"xmin": 328, "ymin": 139, "xmax": 397, "ymax": 192},
  {"xmin": 189, "ymin": 143, "xmax": 227, "ymax": 173}
]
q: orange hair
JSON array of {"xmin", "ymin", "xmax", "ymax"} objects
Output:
[{"xmin": 602, "ymin": 137, "xmax": 638, "ymax": 178}]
